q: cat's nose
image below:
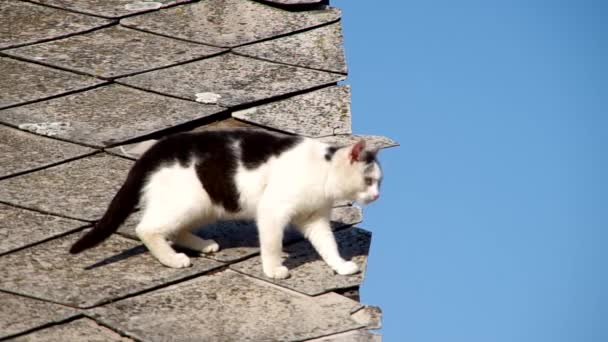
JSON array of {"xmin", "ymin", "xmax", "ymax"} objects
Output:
[{"xmin": 372, "ymin": 194, "xmax": 380, "ymax": 201}]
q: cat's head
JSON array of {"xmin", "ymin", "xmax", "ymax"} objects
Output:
[{"xmin": 328, "ymin": 140, "xmax": 383, "ymax": 205}]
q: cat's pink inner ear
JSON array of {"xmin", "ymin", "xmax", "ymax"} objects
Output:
[{"xmin": 350, "ymin": 140, "xmax": 366, "ymax": 162}]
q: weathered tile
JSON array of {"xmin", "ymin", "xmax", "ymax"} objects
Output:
[
  {"xmin": 0, "ymin": 292, "xmax": 79, "ymax": 340},
  {"xmin": 0, "ymin": 57, "xmax": 104, "ymax": 110},
  {"xmin": 28, "ymin": 0, "xmax": 192, "ymax": 19},
  {"xmin": 263, "ymin": 0, "xmax": 323, "ymax": 4},
  {"xmin": 1, "ymin": 84, "xmax": 223, "ymax": 147},
  {"xmin": 92, "ymin": 270, "xmax": 363, "ymax": 341},
  {"xmin": 118, "ymin": 53, "xmax": 344, "ymax": 107},
  {"xmin": 0, "ymin": 153, "xmax": 133, "ymax": 221},
  {"xmin": 231, "ymin": 227, "xmax": 371, "ymax": 295},
  {"xmin": 0, "ymin": 1, "xmax": 112, "ymax": 50},
  {"xmin": 351, "ymin": 306, "xmax": 382, "ymax": 330},
  {"xmin": 0, "ymin": 229, "xmax": 224, "ymax": 308},
  {"xmin": 0, "ymin": 125, "xmax": 95, "ymax": 179},
  {"xmin": 11, "ymin": 317, "xmax": 133, "ymax": 342},
  {"xmin": 120, "ymin": 0, "xmax": 340, "ymax": 47},
  {"xmin": 0, "ymin": 203, "xmax": 88, "ymax": 256},
  {"xmin": 305, "ymin": 329, "xmax": 382, "ymax": 342},
  {"xmin": 318, "ymin": 134, "xmax": 399, "ymax": 150},
  {"xmin": 5, "ymin": 26, "xmax": 225, "ymax": 80},
  {"xmin": 233, "ymin": 85, "xmax": 351, "ymax": 137},
  {"xmin": 118, "ymin": 206, "xmax": 361, "ymax": 263},
  {"xmin": 234, "ymin": 22, "xmax": 346, "ymax": 74}
]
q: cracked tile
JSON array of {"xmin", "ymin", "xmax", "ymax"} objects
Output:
[
  {"xmin": 118, "ymin": 206, "xmax": 362, "ymax": 263},
  {"xmin": 10, "ymin": 317, "xmax": 134, "ymax": 342},
  {"xmin": 4, "ymin": 26, "xmax": 226, "ymax": 79},
  {"xmin": 120, "ymin": 0, "xmax": 340, "ymax": 47},
  {"xmin": 92, "ymin": 270, "xmax": 363, "ymax": 341},
  {"xmin": 234, "ymin": 22, "xmax": 346, "ymax": 73},
  {"xmin": 0, "ymin": 57, "xmax": 104, "ymax": 110},
  {"xmin": 305, "ymin": 329, "xmax": 382, "ymax": 342},
  {"xmin": 118, "ymin": 53, "xmax": 344, "ymax": 107},
  {"xmin": 231, "ymin": 227, "xmax": 371, "ymax": 295},
  {"xmin": 0, "ymin": 153, "xmax": 133, "ymax": 221},
  {"xmin": 0, "ymin": 125, "xmax": 95, "ymax": 179},
  {"xmin": 28, "ymin": 0, "xmax": 193, "ymax": 19},
  {"xmin": 0, "ymin": 1, "xmax": 112, "ymax": 50},
  {"xmin": 0, "ymin": 203, "xmax": 88, "ymax": 256},
  {"xmin": 0, "ymin": 229, "xmax": 223, "ymax": 308},
  {"xmin": 0, "ymin": 292, "xmax": 79, "ymax": 339},
  {"xmin": 318, "ymin": 134, "xmax": 399, "ymax": 150},
  {"xmin": 233, "ymin": 85, "xmax": 351, "ymax": 137},
  {"xmin": 0, "ymin": 84, "xmax": 223, "ymax": 147}
]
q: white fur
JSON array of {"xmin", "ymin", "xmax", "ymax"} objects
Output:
[{"xmin": 135, "ymin": 137, "xmax": 382, "ymax": 279}]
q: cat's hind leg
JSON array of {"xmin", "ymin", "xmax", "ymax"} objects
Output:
[
  {"xmin": 136, "ymin": 226, "xmax": 191, "ymax": 268},
  {"xmin": 174, "ymin": 230, "xmax": 219, "ymax": 254}
]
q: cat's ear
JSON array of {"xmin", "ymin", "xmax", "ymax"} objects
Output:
[{"xmin": 349, "ymin": 140, "xmax": 366, "ymax": 163}]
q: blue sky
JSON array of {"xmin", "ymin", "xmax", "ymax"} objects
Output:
[{"xmin": 333, "ymin": 1, "xmax": 607, "ymax": 341}]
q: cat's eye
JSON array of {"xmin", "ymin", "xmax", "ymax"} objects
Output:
[{"xmin": 364, "ymin": 177, "xmax": 374, "ymax": 186}]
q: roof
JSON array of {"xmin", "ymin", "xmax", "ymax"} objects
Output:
[{"xmin": 0, "ymin": 0, "xmax": 397, "ymax": 340}]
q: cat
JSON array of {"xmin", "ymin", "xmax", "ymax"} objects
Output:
[{"xmin": 70, "ymin": 128, "xmax": 382, "ymax": 279}]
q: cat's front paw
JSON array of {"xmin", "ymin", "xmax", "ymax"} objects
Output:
[
  {"xmin": 201, "ymin": 240, "xmax": 220, "ymax": 254},
  {"xmin": 161, "ymin": 253, "xmax": 192, "ymax": 268},
  {"xmin": 335, "ymin": 261, "xmax": 360, "ymax": 275},
  {"xmin": 264, "ymin": 265, "xmax": 290, "ymax": 279}
]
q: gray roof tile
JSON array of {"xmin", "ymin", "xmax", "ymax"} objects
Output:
[
  {"xmin": 318, "ymin": 134, "xmax": 399, "ymax": 150},
  {"xmin": 234, "ymin": 21, "xmax": 346, "ymax": 73},
  {"xmin": 117, "ymin": 53, "xmax": 345, "ymax": 107},
  {"xmin": 230, "ymin": 227, "xmax": 371, "ymax": 295},
  {"xmin": 0, "ymin": 84, "xmax": 223, "ymax": 147},
  {"xmin": 28, "ymin": 0, "xmax": 193, "ymax": 19},
  {"xmin": 0, "ymin": 125, "xmax": 95, "ymax": 178},
  {"xmin": 233, "ymin": 85, "xmax": 351, "ymax": 136},
  {"xmin": 0, "ymin": 57, "xmax": 104, "ymax": 110},
  {"xmin": 0, "ymin": 203, "xmax": 88, "ymax": 256},
  {"xmin": 120, "ymin": 0, "xmax": 340, "ymax": 47},
  {"xmin": 0, "ymin": 292, "xmax": 79, "ymax": 339},
  {"xmin": 0, "ymin": 153, "xmax": 133, "ymax": 221},
  {"xmin": 92, "ymin": 270, "xmax": 363, "ymax": 341},
  {"xmin": 4, "ymin": 26, "xmax": 226, "ymax": 79},
  {"xmin": 0, "ymin": 1, "xmax": 112, "ymax": 50},
  {"xmin": 10, "ymin": 317, "xmax": 134, "ymax": 342},
  {"xmin": 0, "ymin": 229, "xmax": 223, "ymax": 308}
]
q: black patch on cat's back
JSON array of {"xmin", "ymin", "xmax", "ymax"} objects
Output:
[{"xmin": 239, "ymin": 130, "xmax": 301, "ymax": 169}]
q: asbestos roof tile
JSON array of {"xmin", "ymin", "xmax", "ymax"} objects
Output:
[
  {"xmin": 0, "ymin": 57, "xmax": 105, "ymax": 110},
  {"xmin": 0, "ymin": 1, "xmax": 112, "ymax": 50},
  {"xmin": 305, "ymin": 329, "xmax": 382, "ymax": 342},
  {"xmin": 0, "ymin": 229, "xmax": 224, "ymax": 308},
  {"xmin": 117, "ymin": 53, "xmax": 345, "ymax": 107},
  {"xmin": 0, "ymin": 84, "xmax": 223, "ymax": 147},
  {"xmin": 0, "ymin": 203, "xmax": 88, "ymax": 256},
  {"xmin": 120, "ymin": 0, "xmax": 340, "ymax": 47},
  {"xmin": 92, "ymin": 270, "xmax": 363, "ymax": 341},
  {"xmin": 10, "ymin": 317, "xmax": 134, "ymax": 342},
  {"xmin": 0, "ymin": 292, "xmax": 79, "ymax": 340},
  {"xmin": 28, "ymin": 0, "xmax": 194, "ymax": 19},
  {"xmin": 230, "ymin": 227, "xmax": 371, "ymax": 295},
  {"xmin": 234, "ymin": 21, "xmax": 346, "ymax": 74},
  {"xmin": 318, "ymin": 134, "xmax": 399, "ymax": 150},
  {"xmin": 4, "ymin": 26, "xmax": 226, "ymax": 80},
  {"xmin": 0, "ymin": 153, "xmax": 133, "ymax": 221},
  {"xmin": 233, "ymin": 85, "xmax": 351, "ymax": 137},
  {"xmin": 0, "ymin": 125, "xmax": 95, "ymax": 179}
]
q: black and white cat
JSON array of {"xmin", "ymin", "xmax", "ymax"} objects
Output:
[{"xmin": 70, "ymin": 129, "xmax": 382, "ymax": 279}]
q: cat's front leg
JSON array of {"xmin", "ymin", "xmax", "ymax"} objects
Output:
[
  {"xmin": 257, "ymin": 208, "xmax": 291, "ymax": 279},
  {"xmin": 298, "ymin": 215, "xmax": 360, "ymax": 276}
]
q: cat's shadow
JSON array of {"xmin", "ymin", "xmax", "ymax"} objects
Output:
[{"xmin": 85, "ymin": 220, "xmax": 359, "ymax": 271}]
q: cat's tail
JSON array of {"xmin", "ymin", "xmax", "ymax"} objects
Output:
[{"xmin": 69, "ymin": 159, "xmax": 147, "ymax": 254}]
